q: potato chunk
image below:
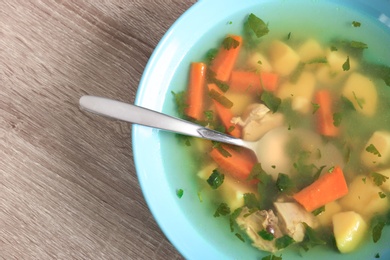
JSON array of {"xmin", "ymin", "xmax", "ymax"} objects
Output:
[
  {"xmin": 342, "ymin": 73, "xmax": 378, "ymax": 116},
  {"xmin": 332, "ymin": 211, "xmax": 368, "ymax": 253},
  {"xmin": 277, "ymin": 71, "xmax": 316, "ymax": 114},
  {"xmin": 361, "ymin": 131, "xmax": 390, "ymax": 167},
  {"xmin": 339, "ymin": 175, "xmax": 389, "ymax": 219},
  {"xmin": 269, "ymin": 40, "xmax": 300, "ymax": 76},
  {"xmin": 298, "ymin": 38, "xmax": 325, "ymax": 63}
]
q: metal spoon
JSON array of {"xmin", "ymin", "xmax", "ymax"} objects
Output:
[{"xmin": 79, "ymin": 95, "xmax": 259, "ymax": 157}]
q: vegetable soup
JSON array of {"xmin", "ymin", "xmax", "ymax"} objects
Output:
[{"xmin": 168, "ymin": 2, "xmax": 390, "ymax": 258}]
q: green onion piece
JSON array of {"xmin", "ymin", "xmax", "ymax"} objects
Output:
[{"xmin": 207, "ymin": 169, "xmax": 225, "ymax": 189}]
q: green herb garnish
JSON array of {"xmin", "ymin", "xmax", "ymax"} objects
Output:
[
  {"xmin": 352, "ymin": 21, "xmax": 361, "ymax": 27},
  {"xmin": 261, "ymin": 91, "xmax": 281, "ymax": 113},
  {"xmin": 366, "ymin": 144, "xmax": 382, "ymax": 158},
  {"xmin": 214, "ymin": 202, "xmax": 231, "ymax": 217},
  {"xmin": 341, "ymin": 96, "xmax": 356, "ymax": 111},
  {"xmin": 276, "ymin": 173, "xmax": 295, "ymax": 194},
  {"xmin": 245, "ymin": 13, "xmax": 269, "ymax": 38},
  {"xmin": 379, "ymin": 192, "xmax": 387, "ymax": 199},
  {"xmin": 212, "ymin": 141, "xmax": 232, "ymax": 158},
  {"xmin": 330, "ymin": 46, "xmax": 338, "ymax": 51},
  {"xmin": 371, "ymin": 172, "xmax": 389, "ymax": 186},
  {"xmin": 311, "ymin": 102, "xmax": 320, "ymax": 114},
  {"xmin": 300, "ymin": 222, "xmax": 327, "ymax": 251},
  {"xmin": 197, "ymin": 191, "xmax": 203, "ymax": 202},
  {"xmin": 258, "ymin": 229, "xmax": 275, "ymax": 241},
  {"xmin": 176, "ymin": 189, "xmax": 184, "ymax": 198},
  {"xmin": 205, "ymin": 48, "xmax": 218, "ymax": 62},
  {"xmin": 350, "ymin": 40, "xmax": 368, "ymax": 49},
  {"xmin": 342, "ymin": 56, "xmax": 350, "ymax": 71},
  {"xmin": 312, "ymin": 206, "xmax": 326, "ymax": 216},
  {"xmin": 372, "ymin": 220, "xmax": 385, "ymax": 243},
  {"xmin": 333, "ymin": 112, "xmax": 342, "ymax": 127},
  {"xmin": 275, "ymin": 235, "xmax": 295, "ymax": 249},
  {"xmin": 171, "ymin": 91, "xmax": 188, "ymax": 117},
  {"xmin": 209, "ymin": 89, "xmax": 233, "ymax": 108},
  {"xmin": 243, "ymin": 193, "xmax": 259, "ymax": 209},
  {"xmin": 222, "ymin": 36, "xmax": 240, "ymax": 50},
  {"xmin": 287, "ymin": 32, "xmax": 292, "ymax": 40},
  {"xmin": 352, "ymin": 91, "xmax": 365, "ymax": 109},
  {"xmin": 235, "ymin": 233, "xmax": 245, "ymax": 242},
  {"xmin": 230, "ymin": 207, "xmax": 243, "ymax": 232},
  {"xmin": 290, "ymin": 62, "xmax": 305, "ymax": 83},
  {"xmin": 375, "ymin": 253, "xmax": 380, "ymax": 258},
  {"xmin": 307, "ymin": 57, "xmax": 327, "ymax": 64},
  {"xmin": 207, "ymin": 169, "xmax": 225, "ymax": 189}
]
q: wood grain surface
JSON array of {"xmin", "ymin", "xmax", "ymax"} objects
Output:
[{"xmin": 0, "ymin": 0, "xmax": 196, "ymax": 259}]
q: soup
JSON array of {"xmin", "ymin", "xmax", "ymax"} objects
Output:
[{"xmin": 168, "ymin": 3, "xmax": 390, "ymax": 259}]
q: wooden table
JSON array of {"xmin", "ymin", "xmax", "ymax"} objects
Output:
[{"xmin": 1, "ymin": 1, "xmax": 195, "ymax": 258}]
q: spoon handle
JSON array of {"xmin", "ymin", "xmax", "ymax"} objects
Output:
[{"xmin": 79, "ymin": 96, "xmax": 248, "ymax": 148}]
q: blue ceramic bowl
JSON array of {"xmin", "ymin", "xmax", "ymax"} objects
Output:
[{"xmin": 133, "ymin": 0, "xmax": 390, "ymax": 259}]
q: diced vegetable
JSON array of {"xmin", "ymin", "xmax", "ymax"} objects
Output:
[
  {"xmin": 339, "ymin": 175, "xmax": 389, "ymax": 219},
  {"xmin": 361, "ymin": 131, "xmax": 390, "ymax": 167},
  {"xmin": 269, "ymin": 40, "xmax": 300, "ymax": 76},
  {"xmin": 185, "ymin": 62, "xmax": 207, "ymax": 120},
  {"xmin": 229, "ymin": 70, "xmax": 278, "ymax": 93},
  {"xmin": 315, "ymin": 201, "xmax": 342, "ymax": 226},
  {"xmin": 332, "ymin": 211, "xmax": 368, "ymax": 253},
  {"xmin": 208, "ymin": 83, "xmax": 241, "ymax": 137},
  {"xmin": 210, "ymin": 35, "xmax": 243, "ymax": 82},
  {"xmin": 276, "ymin": 72, "xmax": 316, "ymax": 114},
  {"xmin": 342, "ymin": 73, "xmax": 378, "ymax": 116},
  {"xmin": 293, "ymin": 166, "xmax": 348, "ymax": 212},
  {"xmin": 297, "ymin": 38, "xmax": 325, "ymax": 63},
  {"xmin": 314, "ymin": 90, "xmax": 339, "ymax": 137},
  {"xmin": 210, "ymin": 145, "xmax": 257, "ymax": 182}
]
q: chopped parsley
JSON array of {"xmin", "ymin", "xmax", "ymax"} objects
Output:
[
  {"xmin": 171, "ymin": 91, "xmax": 188, "ymax": 117},
  {"xmin": 229, "ymin": 207, "xmax": 243, "ymax": 232},
  {"xmin": 375, "ymin": 253, "xmax": 380, "ymax": 258},
  {"xmin": 307, "ymin": 57, "xmax": 328, "ymax": 64},
  {"xmin": 205, "ymin": 48, "xmax": 218, "ymax": 62},
  {"xmin": 300, "ymin": 222, "xmax": 327, "ymax": 251},
  {"xmin": 175, "ymin": 134, "xmax": 191, "ymax": 146},
  {"xmin": 311, "ymin": 102, "xmax": 320, "ymax": 114},
  {"xmin": 379, "ymin": 192, "xmax": 387, "ymax": 199},
  {"xmin": 330, "ymin": 46, "xmax": 338, "ymax": 51},
  {"xmin": 333, "ymin": 112, "xmax": 342, "ymax": 127},
  {"xmin": 312, "ymin": 206, "xmax": 326, "ymax": 216},
  {"xmin": 352, "ymin": 21, "xmax": 361, "ymax": 27},
  {"xmin": 352, "ymin": 91, "xmax": 365, "ymax": 109},
  {"xmin": 212, "ymin": 142, "xmax": 232, "ymax": 158},
  {"xmin": 235, "ymin": 233, "xmax": 245, "ymax": 242},
  {"xmin": 275, "ymin": 235, "xmax": 295, "ymax": 249},
  {"xmin": 366, "ymin": 144, "xmax": 382, "ymax": 158},
  {"xmin": 341, "ymin": 95, "xmax": 356, "ymax": 111},
  {"xmin": 176, "ymin": 189, "xmax": 184, "ymax": 198},
  {"xmin": 243, "ymin": 193, "xmax": 259, "ymax": 209},
  {"xmin": 213, "ymin": 202, "xmax": 231, "ymax": 217},
  {"xmin": 207, "ymin": 169, "xmax": 225, "ymax": 189},
  {"xmin": 287, "ymin": 32, "xmax": 292, "ymax": 40},
  {"xmin": 209, "ymin": 89, "xmax": 233, "ymax": 108},
  {"xmin": 371, "ymin": 172, "xmax": 389, "ymax": 186},
  {"xmin": 350, "ymin": 40, "xmax": 368, "ymax": 49},
  {"xmin": 372, "ymin": 220, "xmax": 385, "ymax": 243},
  {"xmin": 362, "ymin": 177, "xmax": 367, "ymax": 184},
  {"xmin": 245, "ymin": 13, "xmax": 269, "ymax": 38},
  {"xmin": 222, "ymin": 36, "xmax": 240, "ymax": 50},
  {"xmin": 276, "ymin": 173, "xmax": 295, "ymax": 194},
  {"xmin": 342, "ymin": 56, "xmax": 350, "ymax": 71},
  {"xmin": 261, "ymin": 91, "xmax": 281, "ymax": 113},
  {"xmin": 258, "ymin": 229, "xmax": 275, "ymax": 241}
]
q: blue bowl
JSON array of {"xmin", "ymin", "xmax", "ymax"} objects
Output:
[{"xmin": 133, "ymin": 0, "xmax": 390, "ymax": 259}]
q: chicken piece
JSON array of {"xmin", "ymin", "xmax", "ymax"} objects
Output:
[
  {"xmin": 236, "ymin": 207, "xmax": 283, "ymax": 253},
  {"xmin": 274, "ymin": 202, "xmax": 318, "ymax": 242},
  {"xmin": 231, "ymin": 103, "xmax": 284, "ymax": 141}
]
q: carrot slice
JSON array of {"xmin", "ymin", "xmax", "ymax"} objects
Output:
[
  {"xmin": 315, "ymin": 90, "xmax": 339, "ymax": 137},
  {"xmin": 229, "ymin": 70, "xmax": 279, "ymax": 93},
  {"xmin": 260, "ymin": 72, "xmax": 279, "ymax": 92},
  {"xmin": 185, "ymin": 62, "xmax": 207, "ymax": 120},
  {"xmin": 208, "ymin": 83, "xmax": 241, "ymax": 137},
  {"xmin": 210, "ymin": 145, "xmax": 256, "ymax": 181},
  {"xmin": 293, "ymin": 166, "xmax": 349, "ymax": 212},
  {"xmin": 229, "ymin": 71, "xmax": 262, "ymax": 93},
  {"xmin": 210, "ymin": 35, "xmax": 243, "ymax": 82}
]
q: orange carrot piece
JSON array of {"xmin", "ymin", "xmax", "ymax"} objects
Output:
[
  {"xmin": 185, "ymin": 62, "xmax": 207, "ymax": 120},
  {"xmin": 229, "ymin": 71, "xmax": 262, "ymax": 93},
  {"xmin": 293, "ymin": 166, "xmax": 348, "ymax": 212},
  {"xmin": 210, "ymin": 145, "xmax": 257, "ymax": 181},
  {"xmin": 229, "ymin": 70, "xmax": 279, "ymax": 93},
  {"xmin": 208, "ymin": 83, "xmax": 241, "ymax": 138},
  {"xmin": 210, "ymin": 35, "xmax": 243, "ymax": 82},
  {"xmin": 315, "ymin": 90, "xmax": 339, "ymax": 137},
  {"xmin": 260, "ymin": 72, "xmax": 279, "ymax": 92}
]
